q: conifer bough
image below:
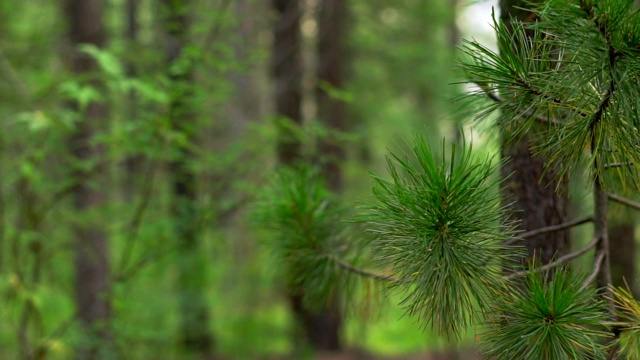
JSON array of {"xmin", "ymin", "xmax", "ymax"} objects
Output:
[{"xmin": 255, "ymin": 0, "xmax": 640, "ymax": 358}]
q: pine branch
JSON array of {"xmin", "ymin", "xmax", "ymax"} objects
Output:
[
  {"xmin": 604, "ymin": 162, "xmax": 633, "ymax": 169},
  {"xmin": 505, "ymin": 215, "xmax": 594, "ymax": 245},
  {"xmin": 581, "ymin": 251, "xmax": 606, "ymax": 291},
  {"xmin": 607, "ymin": 192, "xmax": 640, "ymax": 212},
  {"xmin": 505, "ymin": 236, "xmax": 599, "ymax": 280},
  {"xmin": 326, "ymin": 253, "xmax": 400, "ymax": 282},
  {"xmin": 483, "ymin": 89, "xmax": 561, "ymax": 125}
]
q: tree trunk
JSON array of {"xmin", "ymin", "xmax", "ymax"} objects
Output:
[
  {"xmin": 499, "ymin": 0, "xmax": 571, "ymax": 267},
  {"xmin": 123, "ymin": 0, "xmax": 141, "ymax": 201},
  {"xmin": 272, "ymin": 0, "xmax": 303, "ymax": 165},
  {"xmin": 162, "ymin": 0, "xmax": 215, "ymax": 357},
  {"xmin": 64, "ymin": 0, "xmax": 111, "ymax": 358},
  {"xmin": 316, "ymin": 0, "xmax": 348, "ymax": 192},
  {"xmin": 312, "ymin": 0, "xmax": 352, "ymax": 351},
  {"xmin": 608, "ymin": 212, "xmax": 637, "ymax": 296},
  {"xmin": 272, "ymin": 0, "xmax": 342, "ymax": 351}
]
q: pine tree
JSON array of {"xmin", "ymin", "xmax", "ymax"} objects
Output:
[{"xmin": 256, "ymin": 0, "xmax": 640, "ymax": 358}]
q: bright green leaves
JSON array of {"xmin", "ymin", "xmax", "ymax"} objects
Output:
[
  {"xmin": 482, "ymin": 269, "xmax": 610, "ymax": 360},
  {"xmin": 364, "ymin": 136, "xmax": 517, "ymax": 338},
  {"xmin": 253, "ymin": 166, "xmax": 351, "ymax": 309},
  {"xmin": 79, "ymin": 44, "xmax": 124, "ymax": 79}
]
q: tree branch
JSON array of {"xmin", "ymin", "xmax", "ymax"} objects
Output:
[
  {"xmin": 504, "ymin": 236, "xmax": 599, "ymax": 280},
  {"xmin": 504, "ymin": 215, "xmax": 593, "ymax": 245},
  {"xmin": 326, "ymin": 254, "xmax": 399, "ymax": 282},
  {"xmin": 604, "ymin": 162, "xmax": 633, "ymax": 169},
  {"xmin": 607, "ymin": 192, "xmax": 640, "ymax": 212},
  {"xmin": 581, "ymin": 251, "xmax": 606, "ymax": 291},
  {"xmin": 483, "ymin": 90, "xmax": 561, "ymax": 125},
  {"xmin": 0, "ymin": 44, "xmax": 32, "ymax": 106}
]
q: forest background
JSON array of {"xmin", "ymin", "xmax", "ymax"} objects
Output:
[{"xmin": 2, "ymin": 0, "xmax": 632, "ymax": 359}]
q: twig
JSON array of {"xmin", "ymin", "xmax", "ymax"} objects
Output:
[
  {"xmin": 607, "ymin": 192, "xmax": 640, "ymax": 212},
  {"xmin": 505, "ymin": 215, "xmax": 594, "ymax": 245},
  {"xmin": 117, "ymin": 159, "xmax": 158, "ymax": 276},
  {"xmin": 505, "ymin": 236, "xmax": 599, "ymax": 280},
  {"xmin": 483, "ymin": 90, "xmax": 562, "ymax": 125},
  {"xmin": 326, "ymin": 254, "xmax": 400, "ymax": 283},
  {"xmin": 604, "ymin": 162, "xmax": 633, "ymax": 169},
  {"xmin": 0, "ymin": 44, "xmax": 32, "ymax": 106},
  {"xmin": 581, "ymin": 251, "xmax": 606, "ymax": 291}
]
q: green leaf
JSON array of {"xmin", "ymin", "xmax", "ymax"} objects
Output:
[
  {"xmin": 78, "ymin": 44, "xmax": 124, "ymax": 78},
  {"xmin": 318, "ymin": 80, "xmax": 354, "ymax": 104},
  {"xmin": 59, "ymin": 80, "xmax": 103, "ymax": 110},
  {"xmin": 15, "ymin": 110, "xmax": 51, "ymax": 132}
]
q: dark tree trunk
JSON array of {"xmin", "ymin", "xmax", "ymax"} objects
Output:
[
  {"xmin": 162, "ymin": 0, "xmax": 215, "ymax": 357},
  {"xmin": 123, "ymin": 0, "xmax": 141, "ymax": 200},
  {"xmin": 499, "ymin": 0, "xmax": 571, "ymax": 267},
  {"xmin": 229, "ymin": 0, "xmax": 263, "ymax": 137},
  {"xmin": 608, "ymin": 215, "xmax": 637, "ymax": 296},
  {"xmin": 311, "ymin": 0, "xmax": 352, "ymax": 351},
  {"xmin": 316, "ymin": 0, "xmax": 348, "ymax": 192},
  {"xmin": 272, "ymin": 0, "xmax": 303, "ymax": 165},
  {"xmin": 272, "ymin": 0, "xmax": 342, "ymax": 351},
  {"xmin": 64, "ymin": 0, "xmax": 111, "ymax": 358}
]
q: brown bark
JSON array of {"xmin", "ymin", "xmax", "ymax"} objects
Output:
[
  {"xmin": 64, "ymin": 0, "xmax": 111, "ymax": 358},
  {"xmin": 272, "ymin": 0, "xmax": 342, "ymax": 351},
  {"xmin": 162, "ymin": 0, "xmax": 215, "ymax": 356},
  {"xmin": 229, "ymin": 0, "xmax": 263, "ymax": 137},
  {"xmin": 311, "ymin": 0, "xmax": 352, "ymax": 351},
  {"xmin": 499, "ymin": 0, "xmax": 571, "ymax": 267},
  {"xmin": 272, "ymin": 0, "xmax": 303, "ymax": 165},
  {"xmin": 123, "ymin": 0, "xmax": 141, "ymax": 201},
  {"xmin": 317, "ymin": 0, "xmax": 348, "ymax": 192},
  {"xmin": 608, "ymin": 215, "xmax": 637, "ymax": 296}
]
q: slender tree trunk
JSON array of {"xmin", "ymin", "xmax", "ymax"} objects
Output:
[
  {"xmin": 272, "ymin": 0, "xmax": 303, "ymax": 165},
  {"xmin": 229, "ymin": 0, "xmax": 262, "ymax": 137},
  {"xmin": 223, "ymin": 0, "xmax": 263, "ymax": 278},
  {"xmin": 317, "ymin": 0, "xmax": 348, "ymax": 192},
  {"xmin": 16, "ymin": 179, "xmax": 43, "ymax": 360},
  {"xmin": 311, "ymin": 0, "xmax": 351, "ymax": 351},
  {"xmin": 162, "ymin": 0, "xmax": 215, "ymax": 357},
  {"xmin": 272, "ymin": 0, "xmax": 342, "ymax": 351},
  {"xmin": 608, "ymin": 211, "xmax": 637, "ymax": 296},
  {"xmin": 499, "ymin": 0, "xmax": 571, "ymax": 267},
  {"xmin": 123, "ymin": 0, "xmax": 141, "ymax": 201},
  {"xmin": 609, "ymin": 217, "xmax": 640, "ymax": 296},
  {"xmin": 64, "ymin": 1, "xmax": 111, "ymax": 358}
]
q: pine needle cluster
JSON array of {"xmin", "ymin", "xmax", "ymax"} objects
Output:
[
  {"xmin": 483, "ymin": 269, "xmax": 610, "ymax": 359},
  {"xmin": 610, "ymin": 285, "xmax": 640, "ymax": 359},
  {"xmin": 252, "ymin": 1, "xmax": 640, "ymax": 357},
  {"xmin": 364, "ymin": 137, "xmax": 517, "ymax": 337},
  {"xmin": 253, "ymin": 166, "xmax": 350, "ymax": 308},
  {"xmin": 462, "ymin": 0, "xmax": 640, "ymax": 188}
]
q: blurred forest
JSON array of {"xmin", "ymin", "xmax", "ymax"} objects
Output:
[{"xmin": 7, "ymin": 0, "xmax": 630, "ymax": 359}]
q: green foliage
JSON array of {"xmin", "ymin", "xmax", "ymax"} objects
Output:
[
  {"xmin": 253, "ymin": 166, "xmax": 352, "ymax": 309},
  {"xmin": 610, "ymin": 285, "xmax": 640, "ymax": 359},
  {"xmin": 461, "ymin": 0, "xmax": 640, "ymax": 188},
  {"xmin": 482, "ymin": 269, "xmax": 609, "ymax": 359},
  {"xmin": 363, "ymin": 136, "xmax": 518, "ymax": 338}
]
